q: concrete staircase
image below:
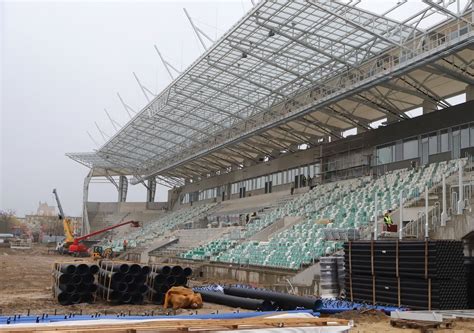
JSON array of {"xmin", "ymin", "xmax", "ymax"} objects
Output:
[{"xmin": 251, "ymin": 216, "xmax": 304, "ymax": 241}]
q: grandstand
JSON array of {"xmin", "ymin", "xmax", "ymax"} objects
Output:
[{"xmin": 68, "ymin": 0, "xmax": 473, "ymax": 285}]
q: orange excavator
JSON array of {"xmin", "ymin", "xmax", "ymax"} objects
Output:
[{"xmin": 53, "ymin": 189, "xmax": 140, "ymax": 256}]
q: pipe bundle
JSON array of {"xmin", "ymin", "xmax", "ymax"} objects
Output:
[
  {"xmin": 464, "ymin": 257, "xmax": 474, "ymax": 308},
  {"xmin": 53, "ymin": 263, "xmax": 99, "ymax": 305},
  {"xmin": 147, "ymin": 265, "xmax": 192, "ymax": 304},
  {"xmin": 98, "ymin": 261, "xmax": 150, "ymax": 304},
  {"xmin": 344, "ymin": 240, "xmax": 468, "ymax": 310},
  {"xmin": 320, "ymin": 256, "xmax": 344, "ymax": 298}
]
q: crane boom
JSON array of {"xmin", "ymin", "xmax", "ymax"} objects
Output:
[
  {"xmin": 75, "ymin": 220, "xmax": 139, "ymax": 242},
  {"xmin": 52, "ymin": 188, "xmax": 65, "ymax": 220}
]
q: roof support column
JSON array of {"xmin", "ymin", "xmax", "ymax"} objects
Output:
[
  {"xmin": 118, "ymin": 176, "xmax": 128, "ymax": 203},
  {"xmin": 422, "ymin": 99, "xmax": 438, "ymax": 114},
  {"xmin": 147, "ymin": 178, "xmax": 156, "ymax": 203},
  {"xmin": 82, "ymin": 170, "xmax": 93, "ymax": 236},
  {"xmin": 466, "ymin": 85, "xmax": 474, "ymax": 102}
]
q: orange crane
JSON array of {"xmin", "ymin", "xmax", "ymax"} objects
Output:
[{"xmin": 53, "ymin": 188, "xmax": 140, "ymax": 255}]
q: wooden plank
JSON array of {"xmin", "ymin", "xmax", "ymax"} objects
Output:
[
  {"xmin": 390, "ymin": 311, "xmax": 444, "ymax": 322},
  {"xmin": 0, "ymin": 316, "xmax": 350, "ymax": 333}
]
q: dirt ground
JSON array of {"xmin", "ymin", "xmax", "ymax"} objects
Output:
[{"xmin": 1, "ymin": 245, "xmax": 473, "ymax": 332}]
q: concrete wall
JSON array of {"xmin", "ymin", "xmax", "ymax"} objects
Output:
[
  {"xmin": 198, "ymin": 263, "xmax": 295, "ymax": 285},
  {"xmin": 87, "ymin": 202, "xmax": 168, "ymax": 214}
]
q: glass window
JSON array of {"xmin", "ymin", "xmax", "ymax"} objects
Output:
[
  {"xmin": 429, "ymin": 133, "xmax": 438, "ymax": 154},
  {"xmin": 440, "ymin": 130, "xmax": 449, "ymax": 152},
  {"xmin": 461, "ymin": 126, "xmax": 469, "ymax": 148},
  {"xmin": 470, "ymin": 124, "xmax": 474, "ymax": 147},
  {"xmin": 403, "ymin": 138, "xmax": 418, "ymax": 160},
  {"xmin": 377, "ymin": 144, "xmax": 394, "ymax": 164}
]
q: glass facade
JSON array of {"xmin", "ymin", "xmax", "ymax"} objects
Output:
[
  {"xmin": 377, "ymin": 145, "xmax": 394, "ymax": 164},
  {"xmin": 403, "ymin": 138, "xmax": 418, "ymax": 160},
  {"xmin": 376, "ymin": 122, "xmax": 474, "ymax": 166}
]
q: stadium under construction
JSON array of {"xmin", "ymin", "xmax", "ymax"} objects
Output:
[{"xmin": 2, "ymin": 0, "xmax": 474, "ymax": 331}]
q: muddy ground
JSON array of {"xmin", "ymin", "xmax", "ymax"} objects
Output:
[{"xmin": 0, "ymin": 245, "xmax": 473, "ymax": 332}]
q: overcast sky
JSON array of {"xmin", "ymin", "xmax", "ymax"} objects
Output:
[
  {"xmin": 1, "ymin": 0, "xmax": 254, "ymax": 216},
  {"xmin": 1, "ymin": 0, "xmax": 467, "ymax": 217}
]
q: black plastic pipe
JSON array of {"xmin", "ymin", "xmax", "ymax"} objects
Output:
[
  {"xmin": 129, "ymin": 264, "xmax": 142, "ymax": 276},
  {"xmin": 200, "ymin": 291, "xmax": 274, "ymax": 311},
  {"xmin": 183, "ymin": 267, "xmax": 193, "ymax": 277},
  {"xmin": 224, "ymin": 287, "xmax": 323, "ymax": 311},
  {"xmin": 75, "ymin": 264, "xmax": 90, "ymax": 276},
  {"xmin": 54, "ymin": 272, "xmax": 72, "ymax": 285},
  {"xmin": 58, "ymin": 264, "xmax": 76, "ymax": 274},
  {"xmin": 171, "ymin": 266, "xmax": 183, "ymax": 276}
]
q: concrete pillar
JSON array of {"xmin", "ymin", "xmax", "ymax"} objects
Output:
[
  {"xmin": 422, "ymin": 99, "xmax": 437, "ymax": 114},
  {"xmin": 466, "ymin": 84, "xmax": 474, "ymax": 101},
  {"xmin": 457, "ymin": 159, "xmax": 464, "ymax": 214},
  {"xmin": 425, "ymin": 186, "xmax": 429, "ymax": 239},
  {"xmin": 399, "ymin": 191, "xmax": 403, "ymax": 240},
  {"xmin": 118, "ymin": 176, "xmax": 128, "ymax": 202},
  {"xmin": 146, "ymin": 178, "xmax": 156, "ymax": 203},
  {"xmin": 374, "ymin": 192, "xmax": 378, "ymax": 240},
  {"xmin": 82, "ymin": 170, "xmax": 93, "ymax": 236},
  {"xmin": 441, "ymin": 174, "xmax": 448, "ymax": 226}
]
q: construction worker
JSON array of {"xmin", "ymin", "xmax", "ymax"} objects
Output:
[
  {"xmin": 383, "ymin": 210, "xmax": 393, "ymax": 230},
  {"xmin": 123, "ymin": 239, "xmax": 128, "ymax": 252}
]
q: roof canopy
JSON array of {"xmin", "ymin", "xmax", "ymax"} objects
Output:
[{"xmin": 68, "ymin": 0, "xmax": 473, "ymax": 185}]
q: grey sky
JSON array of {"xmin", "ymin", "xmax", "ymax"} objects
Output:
[
  {"xmin": 1, "ymin": 0, "xmax": 467, "ymax": 217},
  {"xmin": 1, "ymin": 0, "xmax": 252, "ymax": 216}
]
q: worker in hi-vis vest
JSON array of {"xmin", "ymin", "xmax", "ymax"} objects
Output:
[{"xmin": 383, "ymin": 210, "xmax": 393, "ymax": 228}]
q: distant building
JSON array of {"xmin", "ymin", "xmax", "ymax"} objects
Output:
[{"xmin": 36, "ymin": 201, "xmax": 56, "ymax": 216}]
